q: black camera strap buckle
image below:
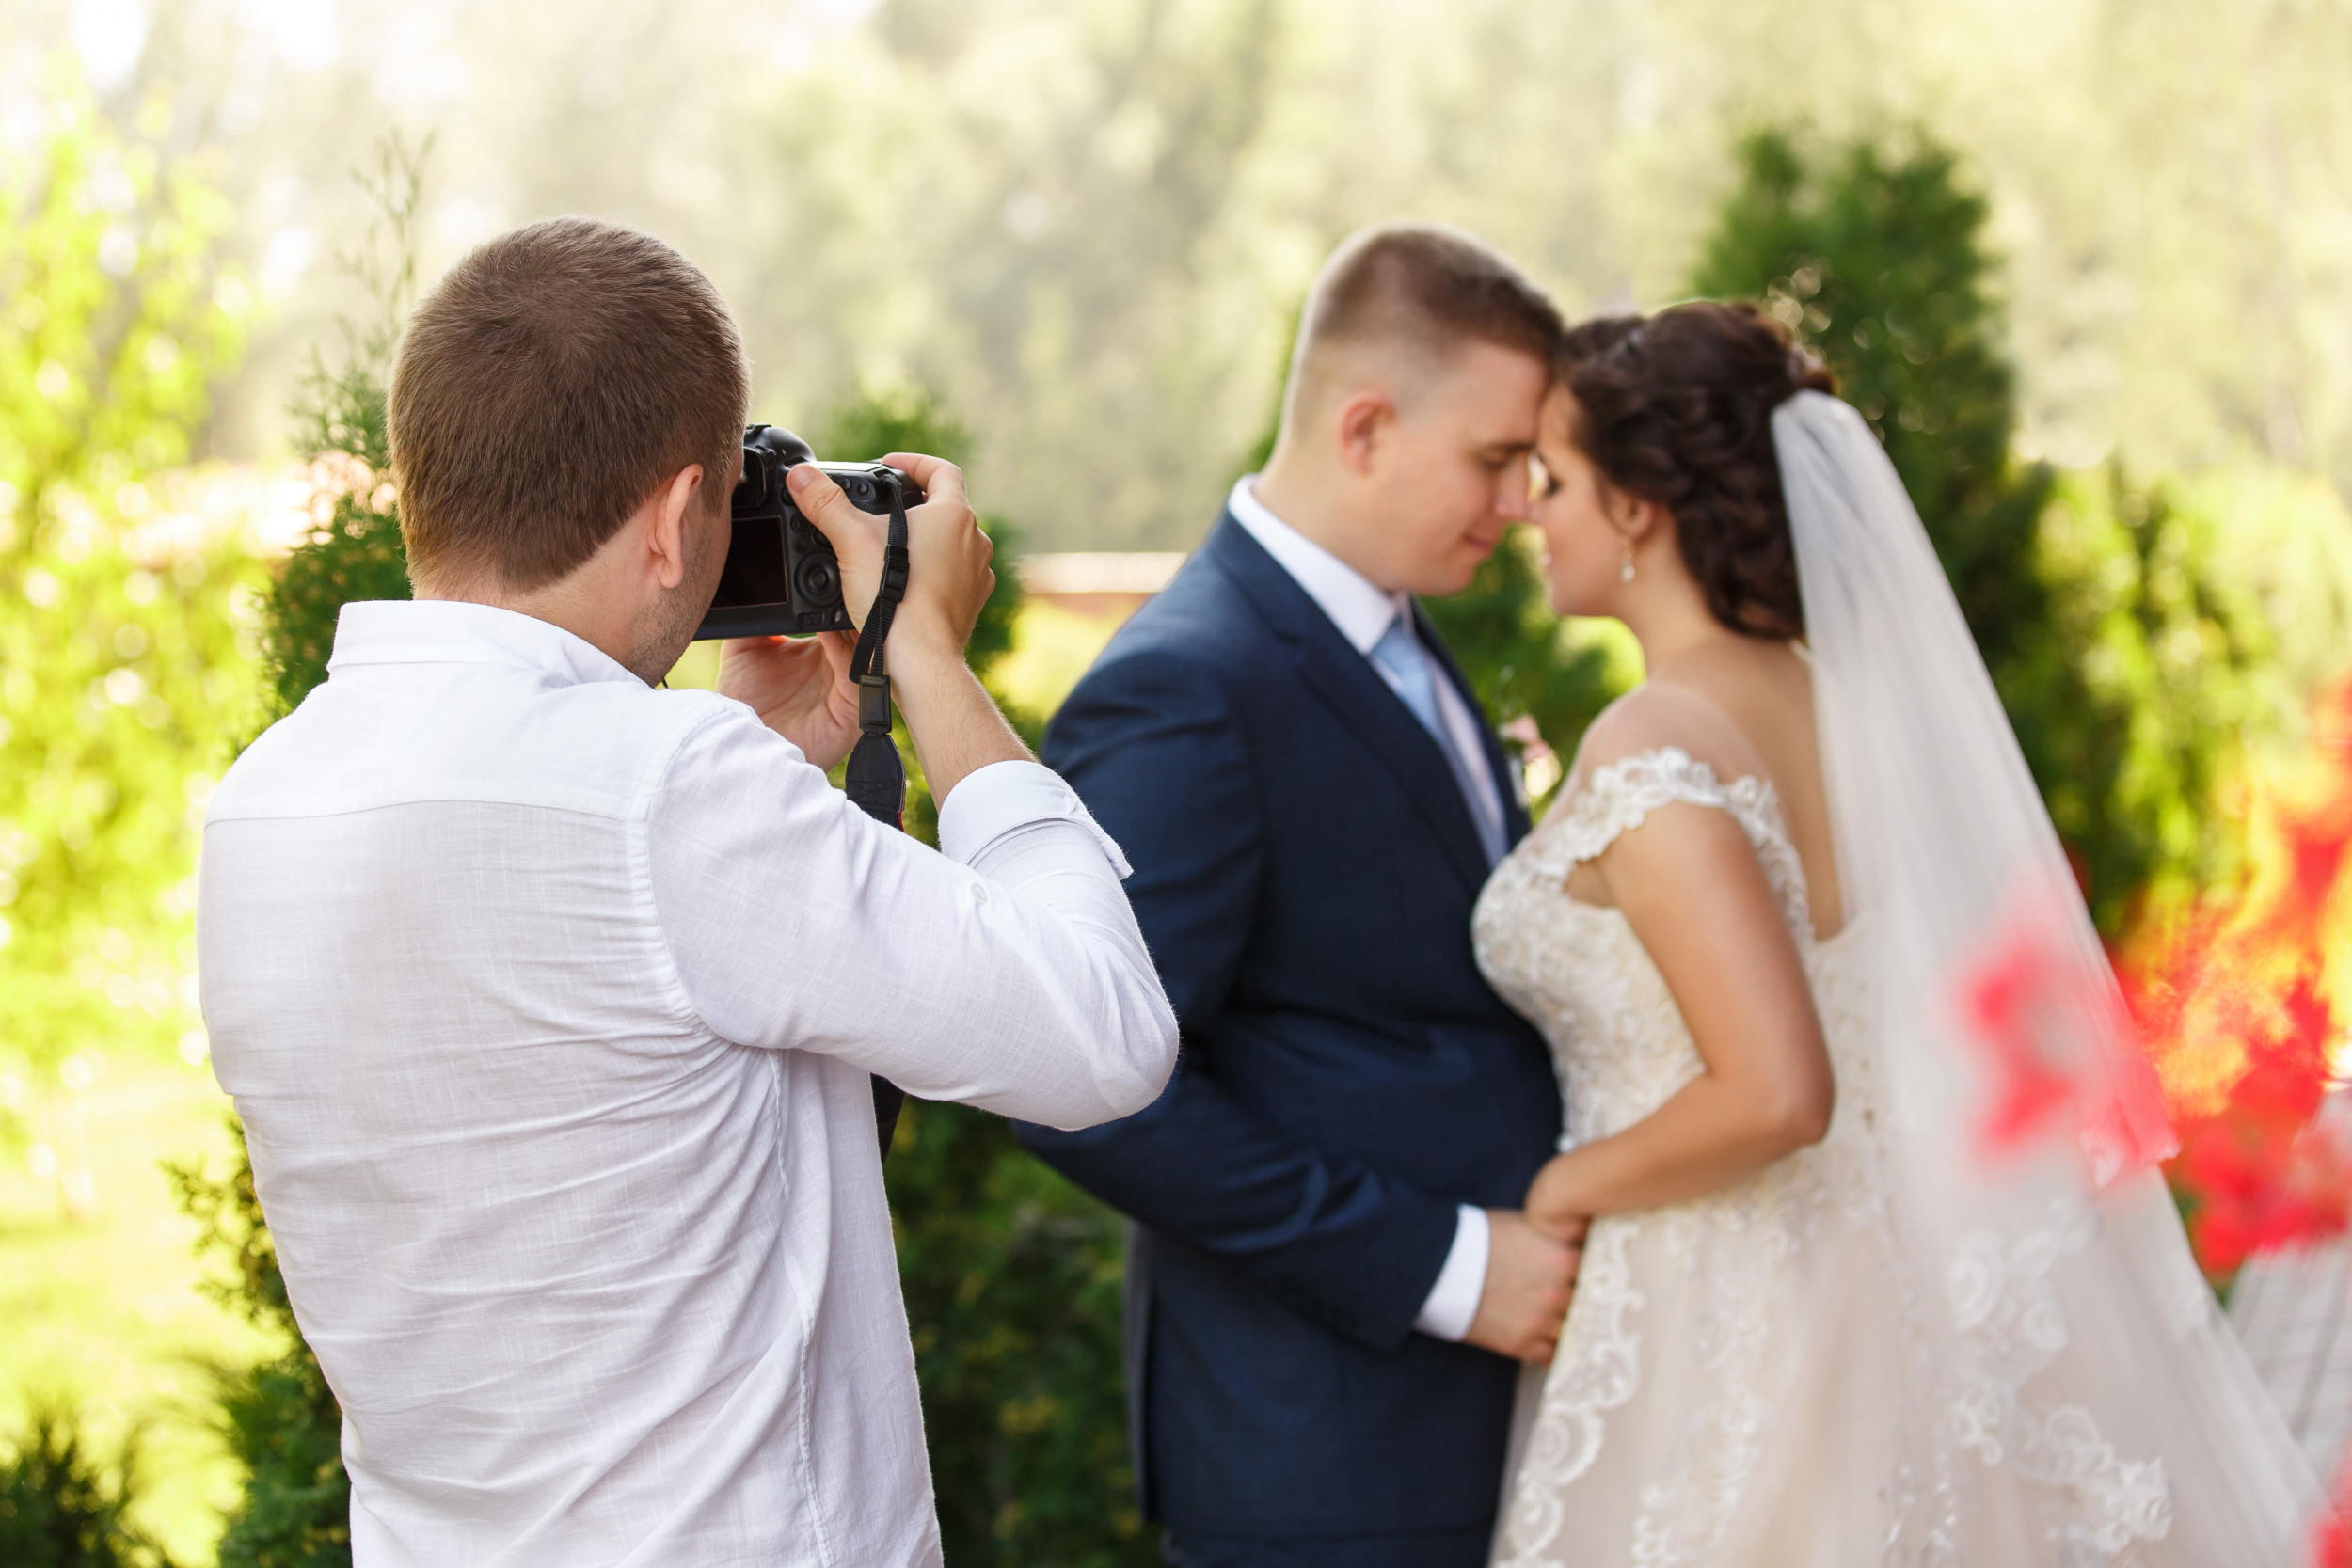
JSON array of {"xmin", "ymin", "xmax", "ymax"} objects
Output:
[{"xmin": 842, "ymin": 487, "xmax": 914, "ymax": 1157}]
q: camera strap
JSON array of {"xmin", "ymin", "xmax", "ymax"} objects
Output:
[{"xmin": 842, "ymin": 486, "xmax": 913, "ymax": 1155}]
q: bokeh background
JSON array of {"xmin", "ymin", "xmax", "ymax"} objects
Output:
[{"xmin": 8, "ymin": 1, "xmax": 2352, "ymax": 1563}]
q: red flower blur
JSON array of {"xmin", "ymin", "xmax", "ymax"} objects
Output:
[
  {"xmin": 1953, "ymin": 879, "xmax": 2174, "ymax": 1182},
  {"xmin": 2313, "ymin": 1449, "xmax": 2352, "ymax": 1568},
  {"xmin": 2122, "ymin": 679, "xmax": 2352, "ymax": 1277}
]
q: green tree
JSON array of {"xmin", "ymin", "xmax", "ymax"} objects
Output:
[
  {"xmin": 0, "ymin": 60, "xmax": 261, "ymax": 1214},
  {"xmin": 0, "ymin": 1407, "xmax": 177, "ymax": 1568},
  {"xmin": 166, "ymin": 1141, "xmax": 348, "ymax": 1568},
  {"xmin": 813, "ymin": 387, "xmax": 1150, "ymax": 1564},
  {"xmin": 886, "ymin": 1102, "xmax": 1149, "ymax": 1565},
  {"xmin": 1691, "ymin": 129, "xmax": 2271, "ymax": 928},
  {"xmin": 166, "ymin": 135, "xmax": 437, "ymax": 1568},
  {"xmin": 254, "ymin": 136, "xmax": 425, "ymax": 727}
]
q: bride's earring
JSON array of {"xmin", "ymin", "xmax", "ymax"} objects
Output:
[{"xmin": 1619, "ymin": 542, "xmax": 1636, "ymax": 584}]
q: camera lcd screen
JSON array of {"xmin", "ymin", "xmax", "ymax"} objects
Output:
[{"xmin": 710, "ymin": 516, "xmax": 789, "ymax": 610}]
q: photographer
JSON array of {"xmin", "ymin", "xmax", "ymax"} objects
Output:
[{"xmin": 196, "ymin": 217, "xmax": 1178, "ymax": 1567}]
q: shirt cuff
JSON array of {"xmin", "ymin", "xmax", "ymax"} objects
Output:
[
  {"xmin": 935, "ymin": 759, "xmax": 1133, "ymax": 879},
  {"xmin": 1412, "ymin": 1204, "xmax": 1490, "ymax": 1342}
]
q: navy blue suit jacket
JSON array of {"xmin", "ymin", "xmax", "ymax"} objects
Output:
[{"xmin": 1015, "ymin": 514, "xmax": 1563, "ymax": 1539}]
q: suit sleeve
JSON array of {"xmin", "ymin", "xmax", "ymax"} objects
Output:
[{"xmin": 1015, "ymin": 645, "xmax": 1460, "ymax": 1354}]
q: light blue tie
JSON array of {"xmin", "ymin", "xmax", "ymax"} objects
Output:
[
  {"xmin": 1369, "ymin": 617, "xmax": 1504, "ymax": 864},
  {"xmin": 1369, "ymin": 617, "xmax": 1446, "ymax": 739}
]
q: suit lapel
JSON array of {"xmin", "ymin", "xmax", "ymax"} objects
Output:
[{"xmin": 1205, "ymin": 516, "xmax": 1494, "ymax": 895}]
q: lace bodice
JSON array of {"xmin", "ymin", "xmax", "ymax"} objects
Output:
[{"xmin": 1473, "ymin": 746, "xmax": 1874, "ymax": 1157}]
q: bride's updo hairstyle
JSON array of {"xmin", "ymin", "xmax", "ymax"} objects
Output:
[{"xmin": 1557, "ymin": 301, "xmax": 1836, "ymax": 640}]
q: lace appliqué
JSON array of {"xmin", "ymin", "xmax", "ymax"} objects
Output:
[
  {"xmin": 1947, "ymin": 1208, "xmax": 2172, "ymax": 1560},
  {"xmin": 1485, "ymin": 749, "xmax": 1869, "ymax": 1568},
  {"xmin": 1477, "ymin": 747, "xmax": 2185, "ymax": 1565},
  {"xmin": 1492, "ymin": 1221, "xmax": 1643, "ymax": 1568}
]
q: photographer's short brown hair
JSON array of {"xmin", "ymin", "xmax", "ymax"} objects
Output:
[
  {"xmin": 1286, "ymin": 223, "xmax": 1563, "ymax": 415},
  {"xmin": 390, "ymin": 217, "xmax": 749, "ymax": 592}
]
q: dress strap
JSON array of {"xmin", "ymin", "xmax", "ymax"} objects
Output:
[
  {"xmin": 1525, "ymin": 745, "xmax": 1815, "ymax": 940},
  {"xmin": 1540, "ymin": 748, "xmax": 1739, "ymax": 864}
]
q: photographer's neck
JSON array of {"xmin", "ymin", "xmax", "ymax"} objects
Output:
[{"xmin": 412, "ymin": 463, "xmax": 713, "ymax": 686}]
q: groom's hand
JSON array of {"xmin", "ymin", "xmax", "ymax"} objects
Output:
[{"xmin": 1467, "ymin": 1210, "xmax": 1584, "ymax": 1363}]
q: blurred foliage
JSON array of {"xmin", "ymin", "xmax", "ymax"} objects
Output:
[
  {"xmin": 0, "ymin": 1406, "xmax": 177, "ymax": 1568},
  {"xmin": 255, "ymin": 136, "xmax": 427, "ymax": 725},
  {"xmin": 886, "ymin": 1101, "xmax": 1150, "ymax": 1566},
  {"xmin": 1693, "ymin": 128, "xmax": 2277, "ymax": 929},
  {"xmin": 164, "ymin": 1137, "xmax": 349, "ymax": 1568},
  {"xmin": 806, "ymin": 390, "xmax": 1152, "ymax": 1565},
  {"xmin": 172, "ymin": 136, "xmax": 444, "ymax": 1568},
  {"xmin": 1422, "ymin": 534, "xmax": 1640, "ymax": 812},
  {"xmin": 0, "ymin": 60, "xmax": 262, "ymax": 1220},
  {"xmin": 33, "ymin": 0, "xmax": 2352, "ymax": 553}
]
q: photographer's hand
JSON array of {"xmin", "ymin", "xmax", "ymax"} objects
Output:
[
  {"xmin": 718, "ymin": 630, "xmax": 862, "ymax": 771},
  {"xmin": 787, "ymin": 455, "xmax": 1031, "ymax": 802}
]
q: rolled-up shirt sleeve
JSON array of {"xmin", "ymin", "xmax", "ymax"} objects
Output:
[{"xmin": 647, "ymin": 703, "xmax": 1177, "ymax": 1130}]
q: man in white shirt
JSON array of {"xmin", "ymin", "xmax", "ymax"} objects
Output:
[
  {"xmin": 1016, "ymin": 224, "xmax": 1581, "ymax": 1567},
  {"xmin": 197, "ymin": 215, "xmax": 1178, "ymax": 1568}
]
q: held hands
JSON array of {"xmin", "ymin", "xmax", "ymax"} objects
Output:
[{"xmin": 1465, "ymin": 1208, "xmax": 1589, "ymax": 1365}]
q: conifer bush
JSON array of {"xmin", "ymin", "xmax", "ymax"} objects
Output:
[
  {"xmin": 1691, "ymin": 128, "xmax": 2272, "ymax": 929},
  {"xmin": 0, "ymin": 1406, "xmax": 177, "ymax": 1568}
]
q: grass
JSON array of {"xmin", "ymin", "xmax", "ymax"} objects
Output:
[{"xmin": 1, "ymin": 1053, "xmax": 278, "ymax": 1564}]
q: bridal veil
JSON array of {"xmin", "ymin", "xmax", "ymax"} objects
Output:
[{"xmin": 1774, "ymin": 389, "xmax": 2321, "ymax": 1560}]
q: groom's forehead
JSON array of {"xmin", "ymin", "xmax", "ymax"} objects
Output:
[{"xmin": 1402, "ymin": 340, "xmax": 1553, "ymax": 436}]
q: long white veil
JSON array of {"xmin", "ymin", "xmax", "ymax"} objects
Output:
[{"xmin": 1775, "ymin": 390, "xmax": 2320, "ymax": 1561}]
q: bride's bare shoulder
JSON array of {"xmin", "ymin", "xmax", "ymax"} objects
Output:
[{"xmin": 1565, "ymin": 678, "xmax": 1772, "ymax": 796}]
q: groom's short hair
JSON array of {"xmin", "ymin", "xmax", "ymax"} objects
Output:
[
  {"xmin": 390, "ymin": 217, "xmax": 750, "ymax": 593},
  {"xmin": 1287, "ymin": 223, "xmax": 1562, "ymax": 414}
]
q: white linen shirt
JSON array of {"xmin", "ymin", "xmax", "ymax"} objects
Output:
[
  {"xmin": 197, "ymin": 599, "xmax": 1178, "ymax": 1568},
  {"xmin": 1226, "ymin": 477, "xmax": 1498, "ymax": 1342}
]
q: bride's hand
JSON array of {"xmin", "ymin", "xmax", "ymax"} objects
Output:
[{"xmin": 1525, "ymin": 1154, "xmax": 1596, "ymax": 1243}]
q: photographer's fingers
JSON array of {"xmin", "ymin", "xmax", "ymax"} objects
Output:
[
  {"xmin": 864, "ymin": 457, "xmax": 992, "ymax": 663},
  {"xmin": 881, "ymin": 451, "xmax": 967, "ymax": 512},
  {"xmin": 785, "ymin": 464, "xmax": 884, "ymax": 620}
]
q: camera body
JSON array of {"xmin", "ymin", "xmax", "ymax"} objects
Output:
[{"xmin": 694, "ymin": 424, "xmax": 924, "ymax": 641}]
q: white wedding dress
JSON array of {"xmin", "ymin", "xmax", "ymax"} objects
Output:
[{"xmin": 1469, "ymin": 392, "xmax": 2321, "ymax": 1566}]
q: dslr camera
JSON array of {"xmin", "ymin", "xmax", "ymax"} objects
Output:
[{"xmin": 695, "ymin": 424, "xmax": 924, "ymax": 641}]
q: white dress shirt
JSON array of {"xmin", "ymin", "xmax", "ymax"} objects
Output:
[
  {"xmin": 1227, "ymin": 478, "xmax": 1496, "ymax": 1342},
  {"xmin": 198, "ymin": 600, "xmax": 1178, "ymax": 1568}
]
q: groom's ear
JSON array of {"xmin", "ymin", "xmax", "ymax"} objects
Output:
[{"xmin": 1333, "ymin": 388, "xmax": 1398, "ymax": 474}]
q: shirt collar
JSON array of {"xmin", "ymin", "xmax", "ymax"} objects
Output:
[
  {"xmin": 1227, "ymin": 476, "xmax": 1409, "ymax": 656},
  {"xmin": 326, "ymin": 599, "xmax": 644, "ymax": 688}
]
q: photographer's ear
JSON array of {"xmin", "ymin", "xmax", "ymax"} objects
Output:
[{"xmin": 645, "ymin": 464, "xmax": 705, "ymax": 590}]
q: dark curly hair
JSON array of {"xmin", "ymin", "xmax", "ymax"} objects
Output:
[{"xmin": 1557, "ymin": 301, "xmax": 1836, "ymax": 639}]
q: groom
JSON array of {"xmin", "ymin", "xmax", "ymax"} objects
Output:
[{"xmin": 1017, "ymin": 225, "xmax": 1578, "ymax": 1566}]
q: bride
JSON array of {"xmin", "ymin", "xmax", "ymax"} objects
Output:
[{"xmin": 1474, "ymin": 302, "xmax": 2322, "ymax": 1565}]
